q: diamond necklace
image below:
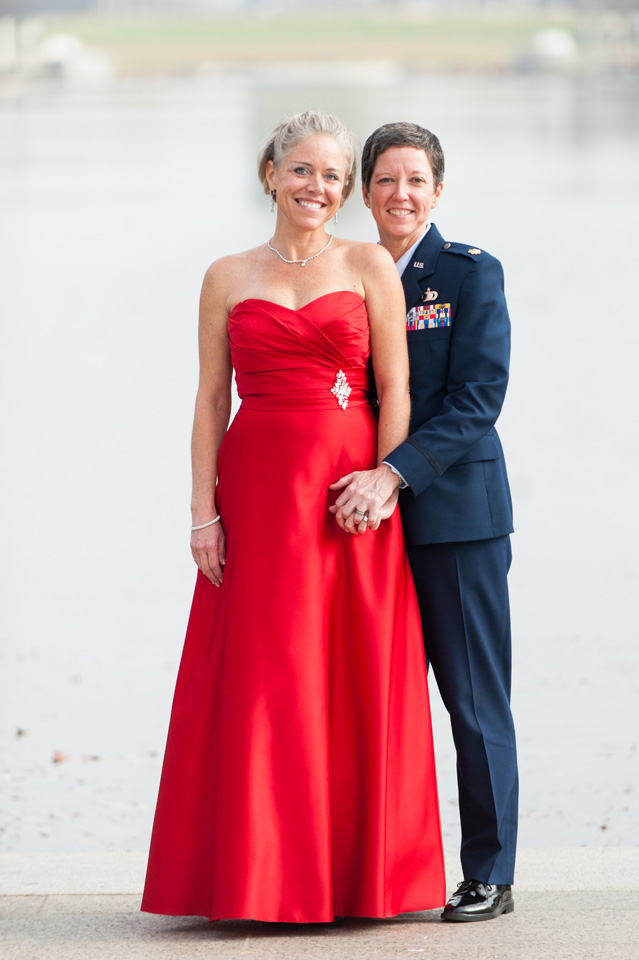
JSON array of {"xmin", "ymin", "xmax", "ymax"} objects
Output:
[{"xmin": 267, "ymin": 234, "xmax": 333, "ymax": 267}]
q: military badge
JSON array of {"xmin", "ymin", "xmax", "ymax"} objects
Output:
[{"xmin": 420, "ymin": 288, "xmax": 438, "ymax": 302}]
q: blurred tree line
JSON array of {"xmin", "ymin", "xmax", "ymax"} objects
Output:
[{"xmin": 3, "ymin": 0, "xmax": 638, "ymax": 16}]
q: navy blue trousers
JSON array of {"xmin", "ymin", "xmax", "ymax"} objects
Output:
[{"xmin": 407, "ymin": 536, "xmax": 518, "ymax": 885}]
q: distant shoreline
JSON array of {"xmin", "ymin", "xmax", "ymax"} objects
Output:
[{"xmin": 8, "ymin": 11, "xmax": 618, "ymax": 77}]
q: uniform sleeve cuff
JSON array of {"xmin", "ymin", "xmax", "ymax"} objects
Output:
[
  {"xmin": 382, "ymin": 461, "xmax": 409, "ymax": 489},
  {"xmin": 384, "ymin": 442, "xmax": 440, "ymax": 497}
]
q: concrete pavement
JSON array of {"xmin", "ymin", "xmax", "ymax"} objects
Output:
[{"xmin": 1, "ymin": 848, "xmax": 637, "ymax": 959}]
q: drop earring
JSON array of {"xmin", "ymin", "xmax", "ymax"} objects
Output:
[
  {"xmin": 334, "ymin": 210, "xmax": 339, "ymax": 224},
  {"xmin": 270, "ymin": 190, "xmax": 276, "ymax": 212}
]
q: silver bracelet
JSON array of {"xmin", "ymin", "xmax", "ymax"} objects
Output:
[
  {"xmin": 382, "ymin": 461, "xmax": 409, "ymax": 490},
  {"xmin": 191, "ymin": 516, "xmax": 220, "ymax": 531}
]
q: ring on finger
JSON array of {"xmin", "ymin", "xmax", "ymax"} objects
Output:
[{"xmin": 354, "ymin": 508, "xmax": 367, "ymax": 517}]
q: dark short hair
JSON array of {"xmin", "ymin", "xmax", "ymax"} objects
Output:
[{"xmin": 361, "ymin": 122, "xmax": 445, "ymax": 190}]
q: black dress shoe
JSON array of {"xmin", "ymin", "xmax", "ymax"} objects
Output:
[{"xmin": 441, "ymin": 879, "xmax": 514, "ymax": 922}]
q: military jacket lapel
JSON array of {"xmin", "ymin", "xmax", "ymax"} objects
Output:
[{"xmin": 400, "ymin": 223, "xmax": 445, "ymax": 312}]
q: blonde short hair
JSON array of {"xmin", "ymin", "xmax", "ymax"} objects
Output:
[{"xmin": 257, "ymin": 111, "xmax": 358, "ymax": 205}]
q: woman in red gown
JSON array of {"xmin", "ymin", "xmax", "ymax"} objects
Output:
[{"xmin": 141, "ymin": 112, "xmax": 445, "ymax": 923}]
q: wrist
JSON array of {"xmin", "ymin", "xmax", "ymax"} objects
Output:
[
  {"xmin": 191, "ymin": 491, "xmax": 216, "ymax": 511},
  {"xmin": 191, "ymin": 506, "xmax": 217, "ymax": 525},
  {"xmin": 191, "ymin": 515, "xmax": 220, "ymax": 531},
  {"xmin": 381, "ymin": 460, "xmax": 408, "ymax": 490},
  {"xmin": 379, "ymin": 463, "xmax": 400, "ymax": 488}
]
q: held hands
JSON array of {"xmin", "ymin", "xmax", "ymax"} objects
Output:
[
  {"xmin": 328, "ymin": 464, "xmax": 400, "ymax": 534},
  {"xmin": 191, "ymin": 519, "xmax": 226, "ymax": 586}
]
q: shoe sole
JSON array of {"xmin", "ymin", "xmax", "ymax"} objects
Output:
[{"xmin": 441, "ymin": 899, "xmax": 514, "ymax": 922}]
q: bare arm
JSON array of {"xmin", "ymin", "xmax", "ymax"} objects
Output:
[
  {"xmin": 329, "ymin": 245, "xmax": 409, "ymax": 534},
  {"xmin": 368, "ymin": 250, "xmax": 410, "ymax": 464},
  {"xmin": 190, "ymin": 262, "xmax": 234, "ymax": 585}
]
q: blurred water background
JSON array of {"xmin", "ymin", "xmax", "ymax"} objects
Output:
[{"xmin": 1, "ymin": 2, "xmax": 638, "ymax": 856}]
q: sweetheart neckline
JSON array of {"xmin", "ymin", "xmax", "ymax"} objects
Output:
[{"xmin": 229, "ymin": 290, "xmax": 365, "ymax": 317}]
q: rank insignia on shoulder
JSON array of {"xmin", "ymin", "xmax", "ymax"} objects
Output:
[
  {"xmin": 413, "ymin": 261, "xmax": 424, "ymax": 268},
  {"xmin": 420, "ymin": 288, "xmax": 438, "ymax": 302},
  {"xmin": 468, "ymin": 248, "xmax": 481, "ymax": 255}
]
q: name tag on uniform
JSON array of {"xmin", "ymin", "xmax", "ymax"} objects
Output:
[{"xmin": 406, "ymin": 304, "xmax": 451, "ymax": 330}]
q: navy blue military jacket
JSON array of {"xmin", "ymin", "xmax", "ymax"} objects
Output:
[{"xmin": 385, "ymin": 223, "xmax": 514, "ymax": 545}]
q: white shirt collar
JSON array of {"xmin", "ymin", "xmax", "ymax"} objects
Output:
[{"xmin": 394, "ymin": 223, "xmax": 431, "ymax": 277}]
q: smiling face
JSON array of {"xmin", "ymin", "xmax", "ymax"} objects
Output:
[
  {"xmin": 363, "ymin": 146, "xmax": 444, "ymax": 256},
  {"xmin": 266, "ymin": 133, "xmax": 347, "ymax": 230}
]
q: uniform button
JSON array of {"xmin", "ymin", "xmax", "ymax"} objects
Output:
[{"xmin": 443, "ymin": 242, "xmax": 451, "ymax": 249}]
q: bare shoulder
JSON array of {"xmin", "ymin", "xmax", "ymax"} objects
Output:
[
  {"xmin": 338, "ymin": 239, "xmax": 397, "ymax": 294},
  {"xmin": 201, "ymin": 250, "xmax": 248, "ymax": 292},
  {"xmin": 341, "ymin": 239, "xmax": 394, "ymax": 271},
  {"xmin": 201, "ymin": 246, "xmax": 264, "ymax": 313}
]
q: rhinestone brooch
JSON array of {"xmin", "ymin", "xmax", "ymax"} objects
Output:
[{"xmin": 331, "ymin": 370, "xmax": 352, "ymax": 410}]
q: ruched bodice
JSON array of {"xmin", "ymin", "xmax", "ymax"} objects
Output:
[{"xmin": 229, "ymin": 291, "xmax": 370, "ymax": 410}]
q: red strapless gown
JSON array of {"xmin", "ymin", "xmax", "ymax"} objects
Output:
[{"xmin": 141, "ymin": 292, "xmax": 445, "ymax": 922}]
